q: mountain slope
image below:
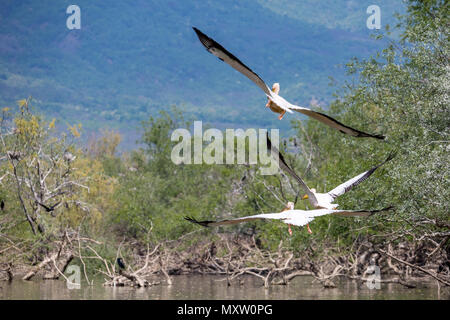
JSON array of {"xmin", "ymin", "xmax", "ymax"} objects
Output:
[{"xmin": 0, "ymin": 0, "xmax": 405, "ymax": 136}]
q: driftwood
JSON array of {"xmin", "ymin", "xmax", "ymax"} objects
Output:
[
  {"xmin": 22, "ymin": 234, "xmax": 73, "ymax": 281},
  {"xmin": 22, "ymin": 250, "xmax": 73, "ymax": 281},
  {"xmin": 379, "ymin": 248, "xmax": 450, "ymax": 286},
  {"xmin": 100, "ymin": 242, "xmax": 162, "ymax": 287},
  {"xmin": 0, "ymin": 263, "xmax": 13, "ymax": 281},
  {"xmin": 2, "ymin": 226, "xmax": 449, "ymax": 291},
  {"xmin": 118, "ymin": 269, "xmax": 147, "ymax": 287},
  {"xmin": 147, "ymin": 233, "xmax": 449, "ymax": 289}
]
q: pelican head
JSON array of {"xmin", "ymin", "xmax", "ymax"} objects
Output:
[
  {"xmin": 271, "ymin": 83, "xmax": 280, "ymax": 95},
  {"xmin": 285, "ymin": 201, "xmax": 294, "ymax": 210}
]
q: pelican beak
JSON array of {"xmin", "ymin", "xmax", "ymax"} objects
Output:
[{"xmin": 302, "ymin": 194, "xmax": 309, "ymax": 200}]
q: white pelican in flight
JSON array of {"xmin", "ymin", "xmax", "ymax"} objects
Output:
[
  {"xmin": 185, "ymin": 204, "xmax": 392, "ymax": 234},
  {"xmin": 267, "ymin": 133, "xmax": 395, "ymax": 210},
  {"xmin": 193, "ymin": 27, "xmax": 385, "ymax": 140}
]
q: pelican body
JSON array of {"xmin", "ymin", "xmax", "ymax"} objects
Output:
[{"xmin": 265, "ymin": 83, "xmax": 287, "ymax": 119}]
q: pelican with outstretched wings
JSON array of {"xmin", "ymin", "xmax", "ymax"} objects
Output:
[
  {"xmin": 192, "ymin": 27, "xmax": 384, "ymax": 140},
  {"xmin": 185, "ymin": 204, "xmax": 392, "ymax": 234},
  {"xmin": 267, "ymin": 133, "xmax": 395, "ymax": 210}
]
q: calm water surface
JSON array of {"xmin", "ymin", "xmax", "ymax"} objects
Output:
[{"xmin": 0, "ymin": 275, "xmax": 447, "ymax": 300}]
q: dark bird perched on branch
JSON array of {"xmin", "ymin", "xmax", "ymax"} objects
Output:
[
  {"xmin": 117, "ymin": 258, "xmax": 126, "ymax": 270},
  {"xmin": 1, "ymin": 200, "xmax": 4, "ymax": 211}
]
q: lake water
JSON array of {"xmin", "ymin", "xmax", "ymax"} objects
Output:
[{"xmin": 0, "ymin": 275, "xmax": 447, "ymax": 300}]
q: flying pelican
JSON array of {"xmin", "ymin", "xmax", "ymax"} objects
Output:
[
  {"xmin": 266, "ymin": 133, "xmax": 395, "ymax": 210},
  {"xmin": 185, "ymin": 206, "xmax": 392, "ymax": 234},
  {"xmin": 192, "ymin": 27, "xmax": 384, "ymax": 140},
  {"xmin": 279, "ymin": 202, "xmax": 301, "ymax": 235},
  {"xmin": 280, "ymin": 202, "xmax": 313, "ymax": 234}
]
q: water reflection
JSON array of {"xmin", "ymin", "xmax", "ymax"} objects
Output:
[{"xmin": 0, "ymin": 275, "xmax": 446, "ymax": 300}]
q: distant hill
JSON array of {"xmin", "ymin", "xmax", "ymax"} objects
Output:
[
  {"xmin": 257, "ymin": 0, "xmax": 404, "ymax": 32},
  {"xmin": 0, "ymin": 0, "xmax": 405, "ymax": 142}
]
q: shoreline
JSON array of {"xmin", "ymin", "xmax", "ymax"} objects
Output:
[{"xmin": 2, "ymin": 233, "xmax": 448, "ymax": 290}]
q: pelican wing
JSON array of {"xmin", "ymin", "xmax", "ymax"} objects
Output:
[
  {"xmin": 185, "ymin": 211, "xmax": 289, "ymax": 227},
  {"xmin": 330, "ymin": 206, "xmax": 393, "ymax": 217},
  {"xmin": 193, "ymin": 27, "xmax": 272, "ymax": 97},
  {"xmin": 187, "ymin": 210, "xmax": 327, "ymax": 228},
  {"xmin": 266, "ymin": 207, "xmax": 391, "ymax": 227},
  {"xmin": 266, "ymin": 134, "xmax": 318, "ymax": 206},
  {"xmin": 287, "ymin": 206, "xmax": 392, "ymax": 226},
  {"xmin": 185, "ymin": 206, "xmax": 392, "ymax": 230},
  {"xmin": 328, "ymin": 153, "xmax": 396, "ymax": 199},
  {"xmin": 269, "ymin": 94, "xmax": 385, "ymax": 139}
]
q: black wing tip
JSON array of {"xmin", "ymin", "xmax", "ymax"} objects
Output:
[
  {"xmin": 316, "ymin": 111, "xmax": 385, "ymax": 140},
  {"xmin": 357, "ymin": 132, "xmax": 385, "ymax": 140},
  {"xmin": 192, "ymin": 27, "xmax": 207, "ymax": 39},
  {"xmin": 373, "ymin": 151, "xmax": 397, "ymax": 170},
  {"xmin": 184, "ymin": 216, "xmax": 212, "ymax": 227},
  {"xmin": 192, "ymin": 27, "xmax": 214, "ymax": 50},
  {"xmin": 385, "ymin": 151, "xmax": 397, "ymax": 163},
  {"xmin": 373, "ymin": 134, "xmax": 386, "ymax": 140},
  {"xmin": 369, "ymin": 206, "xmax": 394, "ymax": 216}
]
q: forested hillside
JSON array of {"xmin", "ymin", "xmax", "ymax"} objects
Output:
[{"xmin": 0, "ymin": 0, "xmax": 403, "ymax": 136}]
